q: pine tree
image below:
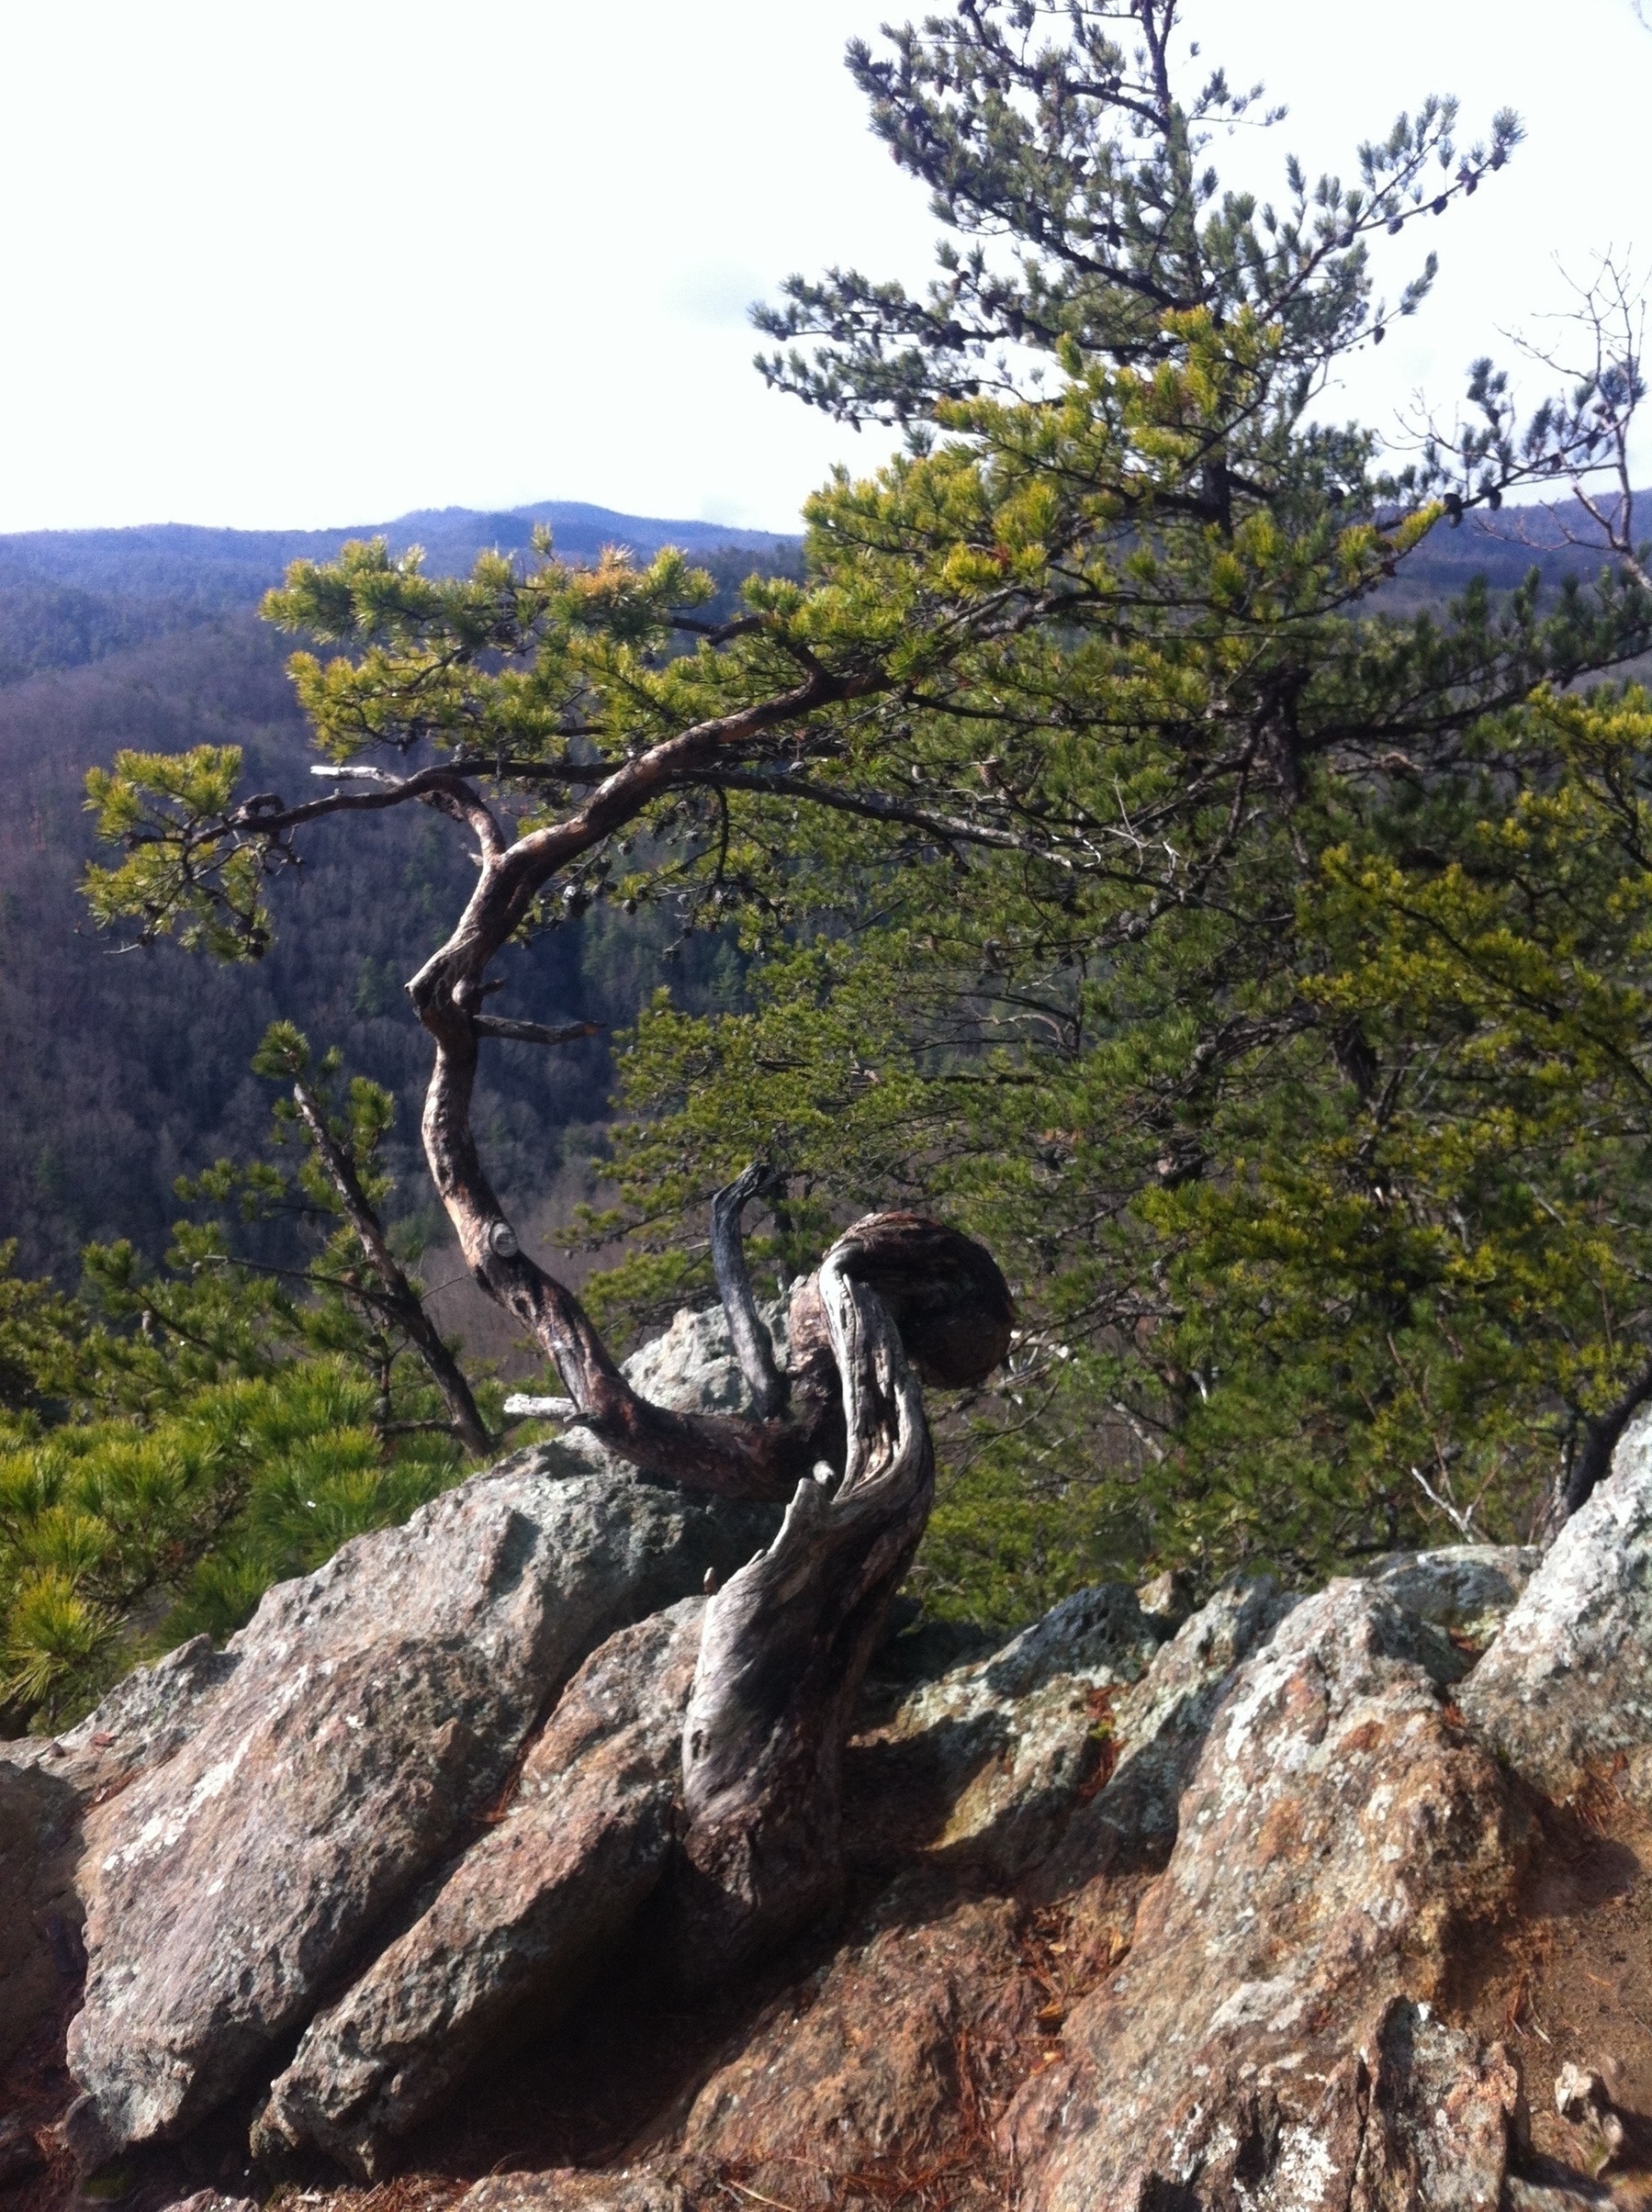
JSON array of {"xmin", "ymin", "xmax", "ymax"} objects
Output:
[{"xmin": 78, "ymin": 4, "xmax": 1651, "ymax": 1631}]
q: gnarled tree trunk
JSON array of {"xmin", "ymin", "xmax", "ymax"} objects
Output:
[{"xmin": 671, "ymin": 1231, "xmax": 938, "ymax": 1975}]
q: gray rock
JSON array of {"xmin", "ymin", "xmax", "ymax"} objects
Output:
[
  {"xmin": 0, "ymin": 1629, "xmax": 244, "ymax": 2082},
  {"xmin": 618, "ymin": 1299, "xmax": 789, "ymax": 1417},
  {"xmin": 1352, "ymin": 2000, "xmax": 1524, "ymax": 2210},
  {"xmin": 63, "ymin": 1444, "xmax": 777, "ymax": 2165},
  {"xmin": 1363, "ymin": 1543, "xmax": 1543, "ymax": 1645},
  {"xmin": 465, "ymin": 2175, "xmax": 689, "ymax": 2212},
  {"xmin": 842, "ymin": 1583, "xmax": 1164, "ymax": 1878},
  {"xmin": 1461, "ymin": 1409, "xmax": 1652, "ymax": 1801},
  {"xmin": 1133, "ymin": 1566, "xmax": 1196, "ymax": 1634},
  {"xmin": 256, "ymin": 1600, "xmax": 706, "ymax": 2177},
  {"xmin": 1035, "ymin": 1574, "xmax": 1298, "ymax": 1890},
  {"xmin": 1005, "ymin": 1579, "xmax": 1531, "ymax": 2210}
]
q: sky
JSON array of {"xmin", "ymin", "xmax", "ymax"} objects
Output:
[{"xmin": 0, "ymin": 0, "xmax": 1646, "ymax": 536}]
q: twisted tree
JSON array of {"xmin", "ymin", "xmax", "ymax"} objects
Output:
[{"xmin": 80, "ymin": 0, "xmax": 1652, "ymax": 1763}]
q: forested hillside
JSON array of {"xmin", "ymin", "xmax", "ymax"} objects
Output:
[
  {"xmin": 0, "ymin": 492, "xmax": 1632, "ymax": 1290},
  {"xmin": 0, "ymin": 504, "xmax": 792, "ymax": 1286}
]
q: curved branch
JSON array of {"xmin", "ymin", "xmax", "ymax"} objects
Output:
[
  {"xmin": 711, "ymin": 1164, "xmax": 789, "ymax": 1420},
  {"xmin": 399, "ymin": 664, "xmax": 893, "ymax": 1499},
  {"xmin": 289, "ymin": 1080, "xmax": 493, "ymax": 1457}
]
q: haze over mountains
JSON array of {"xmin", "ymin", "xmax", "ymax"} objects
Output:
[
  {"xmin": 0, "ymin": 492, "xmax": 1641, "ymax": 1297},
  {"xmin": 0, "ymin": 500, "xmax": 799, "ymax": 689}
]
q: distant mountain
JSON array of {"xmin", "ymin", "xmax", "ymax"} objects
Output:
[
  {"xmin": 0, "ymin": 487, "xmax": 1641, "ymax": 1287},
  {"xmin": 0, "ymin": 489, "xmax": 1635, "ymax": 693},
  {"xmin": 0, "ymin": 505, "xmax": 801, "ymax": 1283},
  {"xmin": 0, "ymin": 499, "xmax": 796, "ymax": 607}
]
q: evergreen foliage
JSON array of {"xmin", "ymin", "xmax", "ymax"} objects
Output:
[
  {"xmin": 0, "ymin": 1027, "xmax": 502, "ymax": 1728},
  {"xmin": 60, "ymin": 2, "xmax": 1652, "ymax": 1640}
]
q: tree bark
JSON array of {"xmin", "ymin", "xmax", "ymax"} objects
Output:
[
  {"xmin": 711, "ymin": 1164, "xmax": 789, "ymax": 1420},
  {"xmin": 669, "ymin": 1214, "xmax": 1007, "ymax": 1979},
  {"xmin": 290, "ymin": 1079, "xmax": 493, "ymax": 1457}
]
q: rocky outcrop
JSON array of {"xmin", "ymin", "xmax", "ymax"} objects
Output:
[
  {"xmin": 1462, "ymin": 1409, "xmax": 1652, "ymax": 1802},
  {"xmin": 1, "ymin": 1625, "xmax": 247, "ymax": 2098},
  {"xmin": 1004, "ymin": 1581, "xmax": 1531, "ymax": 2207},
  {"xmin": 1035, "ymin": 1571, "xmax": 1298, "ymax": 1892},
  {"xmin": 255, "ymin": 1600, "xmax": 707, "ymax": 2178},
  {"xmin": 10, "ymin": 1297, "xmax": 1652, "ymax": 2212},
  {"xmin": 845, "ymin": 1583, "xmax": 1164, "ymax": 1878},
  {"xmin": 55, "ymin": 1311, "xmax": 782, "ymax": 2169},
  {"xmin": 1363, "ymin": 1541, "xmax": 1544, "ymax": 1644}
]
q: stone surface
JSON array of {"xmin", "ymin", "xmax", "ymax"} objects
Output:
[
  {"xmin": 1, "ymin": 1632, "xmax": 242, "ymax": 2077},
  {"xmin": 618, "ymin": 1299, "xmax": 789, "ymax": 1418},
  {"xmin": 258, "ymin": 1600, "xmax": 707, "ymax": 2177},
  {"xmin": 1462, "ymin": 1412, "xmax": 1652, "ymax": 1802},
  {"xmin": 1035, "ymin": 1574, "xmax": 1299, "ymax": 1895},
  {"xmin": 1363, "ymin": 1542, "xmax": 1544, "ymax": 1644},
  {"xmin": 465, "ymin": 2175, "xmax": 688, "ymax": 2212},
  {"xmin": 843, "ymin": 1584, "xmax": 1164, "ymax": 1878},
  {"xmin": 63, "ymin": 1443, "xmax": 777, "ymax": 2165},
  {"xmin": 1133, "ymin": 1566, "xmax": 1196, "ymax": 1634},
  {"xmin": 0, "ymin": 1753, "xmax": 86, "ymax": 2076},
  {"xmin": 1352, "ymin": 2001, "xmax": 1524, "ymax": 2209},
  {"xmin": 1005, "ymin": 1579, "xmax": 1530, "ymax": 2210},
  {"xmin": 674, "ymin": 1883, "xmax": 1036, "ymax": 2206}
]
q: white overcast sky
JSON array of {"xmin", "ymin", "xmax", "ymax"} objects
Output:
[{"xmin": 0, "ymin": 0, "xmax": 1644, "ymax": 534}]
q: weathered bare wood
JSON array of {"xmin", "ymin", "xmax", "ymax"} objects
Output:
[
  {"xmin": 711, "ymin": 1163, "xmax": 789, "ymax": 1420},
  {"xmin": 670, "ymin": 1213, "xmax": 1012, "ymax": 1975}
]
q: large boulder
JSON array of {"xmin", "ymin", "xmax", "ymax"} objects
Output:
[
  {"xmin": 1462, "ymin": 1409, "xmax": 1652, "ymax": 1802},
  {"xmin": 1035, "ymin": 1573, "xmax": 1298, "ymax": 1893},
  {"xmin": 59, "ymin": 1308, "xmax": 782, "ymax": 2169},
  {"xmin": 255, "ymin": 1599, "xmax": 707, "ymax": 2178},
  {"xmin": 844, "ymin": 1584, "xmax": 1164, "ymax": 1878},
  {"xmin": 1004, "ymin": 1580, "xmax": 1531, "ymax": 2210}
]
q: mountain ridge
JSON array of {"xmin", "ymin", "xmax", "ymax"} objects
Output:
[{"xmin": 0, "ymin": 500, "xmax": 799, "ymax": 613}]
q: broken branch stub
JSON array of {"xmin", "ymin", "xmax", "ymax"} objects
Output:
[{"xmin": 673, "ymin": 1212, "xmax": 1012, "ymax": 1978}]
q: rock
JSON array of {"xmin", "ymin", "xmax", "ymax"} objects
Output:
[
  {"xmin": 1362, "ymin": 1543, "xmax": 1544, "ymax": 1645},
  {"xmin": 1, "ymin": 1632, "xmax": 242, "ymax": 2079},
  {"xmin": 673, "ymin": 1884, "xmax": 1036, "ymax": 2207},
  {"xmin": 1552, "ymin": 2063, "xmax": 1627, "ymax": 2170},
  {"xmin": 63, "ymin": 1444, "xmax": 779, "ymax": 2166},
  {"xmin": 28, "ymin": 1631, "xmax": 239, "ymax": 1797},
  {"xmin": 1035, "ymin": 1574, "xmax": 1298, "ymax": 1892},
  {"xmin": 1505, "ymin": 2173, "xmax": 1619, "ymax": 2210},
  {"xmin": 1005, "ymin": 1580, "xmax": 1530, "ymax": 2210},
  {"xmin": 0, "ymin": 1755, "xmax": 87, "ymax": 2075},
  {"xmin": 1461, "ymin": 1411, "xmax": 1652, "ymax": 1802},
  {"xmin": 257, "ymin": 1600, "xmax": 707, "ymax": 2178},
  {"xmin": 843, "ymin": 1584, "xmax": 1164, "ymax": 1878},
  {"xmin": 618, "ymin": 1299, "xmax": 789, "ymax": 1417},
  {"xmin": 465, "ymin": 2174, "xmax": 688, "ymax": 2212},
  {"xmin": 1134, "ymin": 1566, "xmax": 1196, "ymax": 1634},
  {"xmin": 1353, "ymin": 2001, "xmax": 1524, "ymax": 2209}
]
